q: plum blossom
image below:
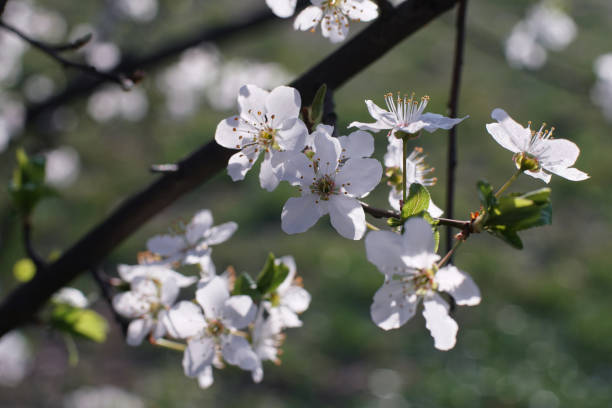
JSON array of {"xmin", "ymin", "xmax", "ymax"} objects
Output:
[
  {"xmin": 349, "ymin": 93, "xmax": 467, "ymax": 139},
  {"xmin": 0, "ymin": 331, "xmax": 32, "ymax": 386},
  {"xmin": 266, "ymin": 0, "xmax": 297, "ymax": 18},
  {"xmin": 164, "ymin": 276, "xmax": 258, "ymax": 388},
  {"xmin": 294, "ymin": 0, "xmax": 379, "ymax": 43},
  {"xmin": 113, "ymin": 264, "xmax": 197, "ymax": 346},
  {"xmin": 486, "ymin": 108, "xmax": 589, "ymax": 183},
  {"xmin": 264, "ymin": 256, "xmax": 311, "ymax": 328},
  {"xmin": 591, "ymin": 53, "xmax": 612, "ymax": 122},
  {"xmin": 215, "ymin": 84, "xmax": 308, "ymax": 191},
  {"xmin": 366, "ymin": 218, "xmax": 480, "ymax": 350},
  {"xmin": 250, "ymin": 308, "xmax": 285, "ymax": 383},
  {"xmin": 384, "ymin": 143, "xmax": 443, "ymax": 217},
  {"xmin": 146, "ymin": 209, "xmax": 237, "ymax": 278},
  {"xmin": 281, "ymin": 124, "xmax": 382, "ymax": 240},
  {"xmin": 52, "ymin": 287, "xmax": 89, "ymax": 308}
]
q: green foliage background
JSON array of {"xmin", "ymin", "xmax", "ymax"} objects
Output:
[{"xmin": 1, "ymin": 0, "xmax": 611, "ymax": 406}]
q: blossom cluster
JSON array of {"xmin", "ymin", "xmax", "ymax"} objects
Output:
[
  {"xmin": 214, "ymin": 83, "xmax": 588, "ymax": 350},
  {"xmin": 111, "ymin": 210, "xmax": 311, "ymax": 388}
]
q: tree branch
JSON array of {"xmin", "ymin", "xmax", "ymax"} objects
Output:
[
  {"xmin": 361, "ymin": 201, "xmax": 471, "ymax": 230},
  {"xmin": 22, "ymin": 218, "xmax": 46, "ymax": 271},
  {"xmin": 0, "ymin": 0, "xmax": 459, "ymax": 338},
  {"xmin": 0, "ymin": 20, "xmax": 139, "ymax": 90},
  {"xmin": 444, "ymin": 0, "xmax": 468, "ymax": 255}
]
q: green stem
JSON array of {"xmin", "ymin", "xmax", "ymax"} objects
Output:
[
  {"xmin": 366, "ymin": 221, "xmax": 380, "ymax": 231},
  {"xmin": 151, "ymin": 337, "xmax": 186, "ymax": 352},
  {"xmin": 402, "ymin": 136, "xmax": 408, "ymax": 205},
  {"xmin": 495, "ymin": 169, "xmax": 522, "ymax": 198}
]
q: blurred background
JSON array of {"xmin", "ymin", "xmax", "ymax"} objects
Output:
[{"xmin": 1, "ymin": 0, "xmax": 611, "ymax": 406}]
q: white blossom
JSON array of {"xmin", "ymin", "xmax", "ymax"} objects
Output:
[
  {"xmin": 384, "ymin": 143, "xmax": 442, "ymax": 217},
  {"xmin": 591, "ymin": 53, "xmax": 612, "ymax": 122},
  {"xmin": 45, "ymin": 146, "xmax": 81, "ymax": 188},
  {"xmin": 164, "ymin": 276, "xmax": 258, "ymax": 388},
  {"xmin": 52, "ymin": 287, "xmax": 89, "ymax": 308},
  {"xmin": 63, "ymin": 385, "xmax": 145, "ymax": 408},
  {"xmin": 281, "ymin": 124, "xmax": 382, "ymax": 240},
  {"xmin": 366, "ymin": 218, "xmax": 480, "ymax": 350},
  {"xmin": 215, "ymin": 84, "xmax": 308, "ymax": 191},
  {"xmin": 0, "ymin": 331, "xmax": 32, "ymax": 387},
  {"xmin": 294, "ymin": 0, "xmax": 379, "ymax": 43},
  {"xmin": 113, "ymin": 264, "xmax": 197, "ymax": 346},
  {"xmin": 265, "ymin": 255, "xmax": 311, "ymax": 328},
  {"xmin": 266, "ymin": 0, "xmax": 297, "ymax": 18},
  {"xmin": 146, "ymin": 209, "xmax": 237, "ymax": 278},
  {"xmin": 250, "ymin": 308, "xmax": 285, "ymax": 383},
  {"xmin": 486, "ymin": 108, "xmax": 589, "ymax": 183},
  {"xmin": 349, "ymin": 93, "xmax": 467, "ymax": 139}
]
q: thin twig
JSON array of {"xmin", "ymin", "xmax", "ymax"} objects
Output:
[
  {"xmin": 22, "ymin": 218, "xmax": 46, "ymax": 270},
  {"xmin": 0, "ymin": 0, "xmax": 460, "ymax": 338},
  {"xmin": 90, "ymin": 265, "xmax": 128, "ymax": 337},
  {"xmin": 360, "ymin": 201, "xmax": 472, "ymax": 231},
  {"xmin": 0, "ymin": 20, "xmax": 139, "ymax": 90},
  {"xmin": 444, "ymin": 0, "xmax": 468, "ymax": 256}
]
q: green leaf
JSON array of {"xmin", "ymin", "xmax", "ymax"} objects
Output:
[
  {"xmin": 270, "ymin": 262, "xmax": 290, "ymax": 293},
  {"xmin": 233, "ymin": 272, "xmax": 259, "ymax": 299},
  {"xmin": 310, "ymin": 84, "xmax": 327, "ymax": 126},
  {"xmin": 486, "ymin": 188, "xmax": 552, "ymax": 231},
  {"xmin": 487, "ymin": 227, "xmax": 523, "ymax": 249},
  {"xmin": 401, "ymin": 183, "xmax": 430, "ymax": 219},
  {"xmin": 476, "ymin": 180, "xmax": 496, "ymax": 209},
  {"xmin": 13, "ymin": 258, "xmax": 36, "ymax": 282},
  {"xmin": 8, "ymin": 148, "xmax": 54, "ymax": 216},
  {"xmin": 50, "ymin": 304, "xmax": 108, "ymax": 343},
  {"xmin": 256, "ymin": 253, "xmax": 276, "ymax": 294}
]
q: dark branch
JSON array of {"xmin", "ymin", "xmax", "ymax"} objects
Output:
[
  {"xmin": 444, "ymin": 0, "xmax": 468, "ymax": 255},
  {"xmin": 0, "ymin": 20, "xmax": 139, "ymax": 90},
  {"xmin": 361, "ymin": 201, "xmax": 472, "ymax": 230},
  {"xmin": 150, "ymin": 164, "xmax": 179, "ymax": 173},
  {"xmin": 0, "ymin": 0, "xmax": 459, "ymax": 338},
  {"xmin": 322, "ymin": 88, "xmax": 337, "ymax": 135},
  {"xmin": 22, "ymin": 218, "xmax": 47, "ymax": 271},
  {"xmin": 90, "ymin": 266, "xmax": 128, "ymax": 336},
  {"xmin": 0, "ymin": 0, "xmax": 7, "ymax": 17}
]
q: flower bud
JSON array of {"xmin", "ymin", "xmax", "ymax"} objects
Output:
[{"xmin": 513, "ymin": 152, "xmax": 540, "ymax": 172}]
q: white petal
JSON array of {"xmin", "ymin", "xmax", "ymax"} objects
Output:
[
  {"xmin": 266, "ymin": 86, "xmax": 301, "ymax": 127},
  {"xmin": 266, "ymin": 0, "xmax": 296, "ymax": 18},
  {"xmin": 387, "ymin": 187, "xmax": 401, "ymax": 212},
  {"xmin": 281, "ymin": 195, "xmax": 322, "ymax": 234},
  {"xmin": 294, "ymin": 6, "xmax": 323, "ymax": 31},
  {"xmin": 185, "ymin": 209, "xmax": 213, "ymax": 245},
  {"xmin": 227, "ymin": 150, "xmax": 258, "ymax": 181},
  {"xmin": 328, "ymin": 195, "xmax": 366, "ymax": 240},
  {"xmin": 112, "ymin": 292, "xmax": 149, "ymax": 318},
  {"xmin": 183, "ymin": 337, "xmax": 215, "ymax": 378},
  {"xmin": 126, "ymin": 318, "xmax": 154, "ymax": 346},
  {"xmin": 214, "ymin": 116, "xmax": 245, "ymax": 149},
  {"xmin": 343, "ymin": 0, "xmax": 378, "ymax": 21},
  {"xmin": 222, "ymin": 296, "xmax": 257, "ymax": 329},
  {"xmin": 275, "ymin": 255, "xmax": 297, "ymax": 294},
  {"xmin": 282, "ymin": 286, "xmax": 311, "ymax": 313},
  {"xmin": 269, "ymin": 305, "xmax": 302, "ymax": 328},
  {"xmin": 281, "ymin": 152, "xmax": 315, "ymax": 186},
  {"xmin": 203, "ymin": 221, "xmax": 238, "ymax": 246},
  {"xmin": 335, "ymin": 158, "xmax": 382, "ymax": 198},
  {"xmin": 237, "ymin": 84, "xmax": 269, "ymax": 118},
  {"xmin": 365, "ymin": 229, "xmax": 408, "ymax": 275},
  {"xmin": 221, "ymin": 334, "xmax": 259, "ymax": 370},
  {"xmin": 147, "ymin": 265, "xmax": 198, "ymax": 288},
  {"xmin": 313, "ymin": 125, "xmax": 341, "ymax": 173},
  {"xmin": 259, "ymin": 153, "xmax": 282, "ymax": 192},
  {"xmin": 524, "ymin": 168, "xmax": 552, "ymax": 183},
  {"xmin": 153, "ymin": 311, "xmax": 168, "ymax": 339},
  {"xmin": 197, "ymin": 366, "xmax": 214, "ymax": 389},
  {"xmin": 146, "ymin": 234, "xmax": 186, "ymax": 257},
  {"xmin": 419, "ymin": 113, "xmax": 468, "ymax": 133},
  {"xmin": 400, "ymin": 218, "xmax": 439, "ymax": 269},
  {"xmin": 435, "ymin": 266, "xmax": 481, "ymax": 306},
  {"xmin": 370, "ymin": 280, "xmax": 417, "ymax": 330},
  {"xmin": 196, "ymin": 276, "xmax": 230, "ymax": 320},
  {"xmin": 488, "ymin": 108, "xmax": 531, "ymax": 152},
  {"xmin": 422, "ymin": 294, "xmax": 458, "ymax": 351},
  {"xmin": 339, "ymin": 130, "xmax": 374, "ymax": 159},
  {"xmin": 427, "ymin": 199, "xmax": 444, "ymax": 218},
  {"xmin": 321, "ymin": 12, "xmax": 349, "ymax": 43},
  {"xmin": 159, "ymin": 277, "xmax": 180, "ymax": 307},
  {"xmin": 276, "ymin": 118, "xmax": 308, "ymax": 152},
  {"xmin": 164, "ymin": 301, "xmax": 206, "ymax": 339},
  {"xmin": 252, "ymin": 365, "xmax": 264, "ymax": 383},
  {"xmin": 537, "ymin": 138, "xmax": 580, "ymax": 168},
  {"xmin": 546, "ymin": 165, "xmax": 589, "ymax": 181}
]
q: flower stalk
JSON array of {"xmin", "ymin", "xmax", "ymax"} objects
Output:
[{"xmin": 495, "ymin": 169, "xmax": 522, "ymax": 198}]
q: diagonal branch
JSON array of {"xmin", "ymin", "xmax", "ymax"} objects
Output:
[
  {"xmin": 445, "ymin": 0, "xmax": 468, "ymax": 255},
  {"xmin": 0, "ymin": 0, "xmax": 459, "ymax": 338}
]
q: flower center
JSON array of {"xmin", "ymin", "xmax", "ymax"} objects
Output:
[
  {"xmin": 384, "ymin": 92, "xmax": 430, "ymax": 126},
  {"xmin": 207, "ymin": 319, "xmax": 225, "ymax": 336},
  {"xmin": 513, "ymin": 151, "xmax": 540, "ymax": 172},
  {"xmin": 411, "ymin": 268, "xmax": 437, "ymax": 296},
  {"xmin": 310, "ymin": 174, "xmax": 337, "ymax": 201},
  {"xmin": 258, "ymin": 127, "xmax": 280, "ymax": 151}
]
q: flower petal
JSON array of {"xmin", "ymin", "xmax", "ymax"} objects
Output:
[
  {"xmin": 488, "ymin": 108, "xmax": 530, "ymax": 152},
  {"xmin": 197, "ymin": 365, "xmax": 214, "ymax": 389},
  {"xmin": 281, "ymin": 195, "xmax": 322, "ymax": 235},
  {"xmin": 147, "ymin": 234, "xmax": 186, "ymax": 257},
  {"xmin": 370, "ymin": 280, "xmax": 417, "ymax": 330},
  {"xmin": 328, "ymin": 195, "xmax": 366, "ymax": 240},
  {"xmin": 237, "ymin": 84, "xmax": 269, "ymax": 118},
  {"xmin": 343, "ymin": 0, "xmax": 378, "ymax": 21},
  {"xmin": 349, "ymin": 100, "xmax": 394, "ymax": 132},
  {"xmin": 524, "ymin": 168, "xmax": 552, "ymax": 183},
  {"xmin": 159, "ymin": 276, "xmax": 180, "ymax": 307},
  {"xmin": 259, "ymin": 153, "xmax": 282, "ymax": 192},
  {"xmin": 266, "ymin": 0, "xmax": 296, "ymax": 18},
  {"xmin": 365, "ymin": 230, "xmax": 407, "ymax": 276},
  {"xmin": 339, "ymin": 130, "xmax": 375, "ymax": 159},
  {"xmin": 203, "ymin": 221, "xmax": 238, "ymax": 246},
  {"xmin": 400, "ymin": 218, "xmax": 439, "ymax": 269},
  {"xmin": 546, "ymin": 165, "xmax": 589, "ymax": 181},
  {"xmin": 126, "ymin": 318, "xmax": 154, "ymax": 346},
  {"xmin": 275, "ymin": 255, "xmax": 297, "ymax": 293},
  {"xmin": 335, "ymin": 157, "xmax": 382, "ymax": 198},
  {"xmin": 294, "ymin": 6, "xmax": 323, "ymax": 31},
  {"xmin": 428, "ymin": 199, "xmax": 444, "ymax": 218},
  {"xmin": 183, "ymin": 336, "xmax": 215, "ymax": 378},
  {"xmin": 227, "ymin": 150, "xmax": 258, "ymax": 181},
  {"xmin": 422, "ymin": 294, "xmax": 458, "ymax": 351},
  {"xmin": 196, "ymin": 276, "xmax": 230, "ymax": 320},
  {"xmin": 419, "ymin": 113, "xmax": 468, "ymax": 133},
  {"xmin": 321, "ymin": 12, "xmax": 349, "ymax": 43},
  {"xmin": 266, "ymin": 86, "xmax": 301, "ymax": 127},
  {"xmin": 221, "ymin": 334, "xmax": 259, "ymax": 370},
  {"xmin": 435, "ymin": 265, "xmax": 481, "ymax": 306},
  {"xmin": 164, "ymin": 301, "xmax": 206, "ymax": 339},
  {"xmin": 282, "ymin": 286, "xmax": 311, "ymax": 313},
  {"xmin": 222, "ymin": 295, "xmax": 257, "ymax": 329},
  {"xmin": 112, "ymin": 292, "xmax": 149, "ymax": 318},
  {"xmin": 185, "ymin": 210, "xmax": 213, "ymax": 245},
  {"xmin": 313, "ymin": 125, "xmax": 341, "ymax": 173},
  {"xmin": 276, "ymin": 118, "xmax": 308, "ymax": 151},
  {"xmin": 537, "ymin": 138, "xmax": 580, "ymax": 168},
  {"xmin": 214, "ymin": 116, "xmax": 249, "ymax": 149}
]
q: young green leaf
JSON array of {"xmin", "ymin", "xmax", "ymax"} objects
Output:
[
  {"xmin": 256, "ymin": 253, "xmax": 277, "ymax": 294},
  {"xmin": 233, "ymin": 272, "xmax": 259, "ymax": 299},
  {"xmin": 50, "ymin": 304, "xmax": 109, "ymax": 343},
  {"xmin": 310, "ymin": 83, "xmax": 327, "ymax": 126},
  {"xmin": 402, "ymin": 183, "xmax": 430, "ymax": 218}
]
